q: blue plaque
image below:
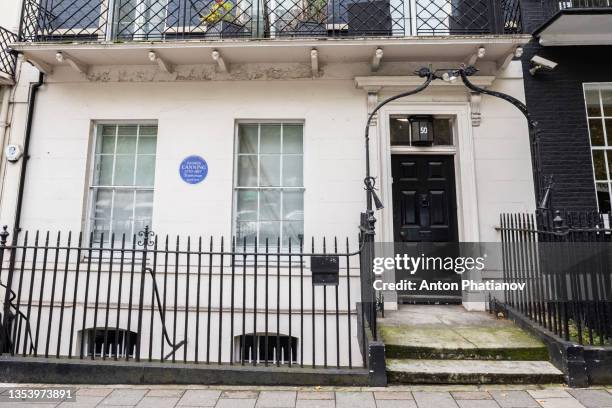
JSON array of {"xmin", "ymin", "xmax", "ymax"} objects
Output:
[{"xmin": 179, "ymin": 156, "xmax": 208, "ymax": 184}]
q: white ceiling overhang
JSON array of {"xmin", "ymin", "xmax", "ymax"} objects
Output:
[
  {"xmin": 11, "ymin": 36, "xmax": 530, "ymax": 73},
  {"xmin": 535, "ymin": 9, "xmax": 612, "ymax": 46}
]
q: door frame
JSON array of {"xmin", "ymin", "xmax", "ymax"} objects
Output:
[{"xmin": 376, "ymin": 102, "xmax": 480, "ymax": 244}]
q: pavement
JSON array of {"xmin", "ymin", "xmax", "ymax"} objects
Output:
[{"xmin": 1, "ymin": 384, "xmax": 612, "ymax": 408}]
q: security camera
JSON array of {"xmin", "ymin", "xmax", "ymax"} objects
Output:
[{"xmin": 529, "ymin": 55, "xmax": 558, "ymax": 75}]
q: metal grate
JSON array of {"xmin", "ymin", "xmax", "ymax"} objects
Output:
[
  {"xmin": 18, "ymin": 0, "xmax": 521, "ymax": 42},
  {"xmin": 0, "ymin": 26, "xmax": 17, "ymax": 83}
]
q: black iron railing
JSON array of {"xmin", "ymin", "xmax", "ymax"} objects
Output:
[
  {"xmin": 0, "ymin": 225, "xmax": 378, "ymax": 369},
  {"xmin": 542, "ymin": 0, "xmax": 612, "ymax": 20},
  {"xmin": 18, "ymin": 0, "xmax": 522, "ymax": 42},
  {"xmin": 498, "ymin": 210, "xmax": 612, "ymax": 347},
  {"xmin": 0, "ymin": 27, "xmax": 17, "ymax": 83}
]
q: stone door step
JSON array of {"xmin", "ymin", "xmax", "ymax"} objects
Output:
[
  {"xmin": 385, "ymin": 344, "xmax": 549, "ymax": 360},
  {"xmin": 387, "ymin": 359, "xmax": 564, "ymax": 384}
]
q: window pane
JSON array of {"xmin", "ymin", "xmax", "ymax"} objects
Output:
[
  {"xmin": 116, "ymin": 135, "xmax": 137, "ymax": 154},
  {"xmin": 136, "ymin": 155, "xmax": 156, "ymax": 186},
  {"xmin": 589, "ymin": 119, "xmax": 605, "ymax": 146},
  {"xmin": 283, "ymin": 156, "xmax": 303, "ymax": 187},
  {"xmin": 261, "ymin": 124, "xmax": 281, "ymax": 153},
  {"xmin": 283, "ymin": 221, "xmax": 304, "ymax": 247},
  {"xmin": 100, "ymin": 131, "xmax": 116, "ymax": 154},
  {"xmin": 608, "ymin": 151, "xmax": 612, "ymax": 180},
  {"xmin": 260, "ymin": 156, "xmax": 281, "ymax": 186},
  {"xmin": 236, "ymin": 221, "xmax": 257, "ymax": 244},
  {"xmin": 239, "ymin": 124, "xmax": 258, "ymax": 154},
  {"xmin": 134, "ymin": 191, "xmax": 153, "ymax": 233},
  {"xmin": 283, "ymin": 191, "xmax": 303, "ymax": 220},
  {"xmin": 118, "ymin": 125, "xmax": 138, "ymax": 137},
  {"xmin": 593, "ymin": 150, "xmax": 607, "ymax": 181},
  {"xmin": 606, "ymin": 119, "xmax": 612, "ymax": 146},
  {"xmin": 602, "ymin": 90, "xmax": 612, "ymax": 116},
  {"xmin": 237, "ymin": 156, "xmax": 257, "ymax": 187},
  {"xmin": 101, "ymin": 125, "xmax": 116, "ymax": 137},
  {"xmin": 140, "ymin": 125, "xmax": 157, "ymax": 136},
  {"xmin": 93, "ymin": 188, "xmax": 112, "ymax": 220},
  {"xmin": 114, "ymin": 156, "xmax": 136, "ymax": 185},
  {"xmin": 283, "ymin": 124, "xmax": 303, "ymax": 153},
  {"xmin": 112, "ymin": 190, "xmax": 135, "ymax": 238},
  {"xmin": 585, "ymin": 89, "xmax": 601, "ymax": 117},
  {"xmin": 93, "ymin": 218, "xmax": 110, "ymax": 243},
  {"xmin": 236, "ymin": 190, "xmax": 257, "ymax": 221},
  {"xmin": 596, "ymin": 183, "xmax": 611, "ymax": 213},
  {"xmin": 260, "ymin": 221, "xmax": 281, "ymax": 244},
  {"xmin": 390, "ymin": 116, "xmax": 411, "ymax": 146},
  {"xmin": 96, "ymin": 155, "xmax": 114, "ymax": 185},
  {"xmin": 260, "ymin": 190, "xmax": 281, "ymax": 221},
  {"xmin": 138, "ymin": 137, "xmax": 157, "ymax": 154},
  {"xmin": 135, "ymin": 190, "xmax": 153, "ymax": 219},
  {"xmin": 433, "ymin": 118, "xmax": 453, "ymax": 146}
]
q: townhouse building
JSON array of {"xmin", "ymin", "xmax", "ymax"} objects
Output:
[{"xmin": 4, "ymin": 0, "xmax": 597, "ymax": 386}]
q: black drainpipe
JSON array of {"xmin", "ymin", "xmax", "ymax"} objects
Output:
[{"xmin": 13, "ymin": 71, "xmax": 44, "ymax": 236}]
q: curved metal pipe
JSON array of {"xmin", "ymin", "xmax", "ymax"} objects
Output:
[{"xmin": 364, "ymin": 68, "xmax": 434, "ymax": 214}]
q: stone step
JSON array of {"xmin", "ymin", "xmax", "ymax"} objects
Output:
[
  {"xmin": 385, "ymin": 344, "xmax": 549, "ymax": 361},
  {"xmin": 387, "ymin": 359, "xmax": 564, "ymax": 385}
]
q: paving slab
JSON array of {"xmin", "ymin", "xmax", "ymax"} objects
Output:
[
  {"xmin": 135, "ymin": 396, "xmax": 180, "ymax": 408},
  {"xmin": 527, "ymin": 389, "xmax": 572, "ymax": 399},
  {"xmin": 413, "ymin": 391, "xmax": 459, "ymax": 408},
  {"xmin": 489, "ymin": 391, "xmax": 539, "ymax": 408},
  {"xmin": 176, "ymin": 390, "xmax": 221, "ymax": 407},
  {"xmin": 295, "ymin": 400, "xmax": 336, "ymax": 408},
  {"xmin": 297, "ymin": 392, "xmax": 335, "ymax": 400},
  {"xmin": 100, "ymin": 389, "xmax": 148, "ymax": 406},
  {"xmin": 535, "ymin": 398, "xmax": 586, "ymax": 408},
  {"xmin": 451, "ymin": 392, "xmax": 493, "ymax": 400},
  {"xmin": 220, "ymin": 391, "xmax": 259, "ymax": 399},
  {"xmin": 376, "ymin": 400, "xmax": 417, "ymax": 408},
  {"xmin": 77, "ymin": 388, "xmax": 115, "ymax": 397},
  {"xmin": 216, "ymin": 398, "xmax": 257, "ymax": 408},
  {"xmin": 58, "ymin": 396, "xmax": 105, "ymax": 408},
  {"xmin": 568, "ymin": 389, "xmax": 612, "ymax": 408},
  {"xmin": 335, "ymin": 392, "xmax": 376, "ymax": 408},
  {"xmin": 456, "ymin": 401, "xmax": 501, "ymax": 408},
  {"xmin": 374, "ymin": 391, "xmax": 413, "ymax": 400},
  {"xmin": 256, "ymin": 391, "xmax": 297, "ymax": 408}
]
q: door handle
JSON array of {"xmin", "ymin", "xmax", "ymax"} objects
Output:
[{"xmin": 420, "ymin": 194, "xmax": 429, "ymax": 208}]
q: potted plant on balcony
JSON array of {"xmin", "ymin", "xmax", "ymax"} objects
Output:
[
  {"xmin": 280, "ymin": 0, "xmax": 327, "ymax": 37},
  {"xmin": 201, "ymin": 0, "xmax": 246, "ymax": 38}
]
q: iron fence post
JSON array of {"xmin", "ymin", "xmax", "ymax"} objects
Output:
[
  {"xmin": 0, "ymin": 226, "xmax": 11, "ymax": 354},
  {"xmin": 136, "ymin": 225, "xmax": 153, "ymax": 362}
]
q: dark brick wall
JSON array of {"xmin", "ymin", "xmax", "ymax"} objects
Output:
[{"xmin": 518, "ymin": 0, "xmax": 609, "ymax": 210}]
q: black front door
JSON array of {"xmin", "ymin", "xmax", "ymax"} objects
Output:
[{"xmin": 391, "ymin": 154, "xmax": 460, "ymax": 303}]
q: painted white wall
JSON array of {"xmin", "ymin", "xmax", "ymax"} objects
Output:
[
  {"xmin": 0, "ymin": 0, "xmax": 21, "ymax": 32},
  {"xmin": 1, "ymin": 75, "xmax": 366, "ymax": 241}
]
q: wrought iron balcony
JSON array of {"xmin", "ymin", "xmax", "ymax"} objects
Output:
[
  {"xmin": 18, "ymin": 0, "xmax": 523, "ymax": 43},
  {"xmin": 0, "ymin": 27, "xmax": 17, "ymax": 84},
  {"xmin": 542, "ymin": 0, "xmax": 612, "ymax": 21}
]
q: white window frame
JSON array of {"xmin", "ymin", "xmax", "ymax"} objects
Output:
[
  {"xmin": 86, "ymin": 120, "xmax": 158, "ymax": 244},
  {"xmin": 583, "ymin": 83, "xmax": 612, "ymax": 213},
  {"xmin": 232, "ymin": 120, "xmax": 305, "ymax": 248}
]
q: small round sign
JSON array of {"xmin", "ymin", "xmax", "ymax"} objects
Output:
[{"xmin": 179, "ymin": 155, "xmax": 208, "ymax": 184}]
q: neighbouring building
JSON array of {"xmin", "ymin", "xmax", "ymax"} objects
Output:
[
  {"xmin": 0, "ymin": 0, "xmax": 542, "ymax": 377},
  {"xmin": 519, "ymin": 0, "xmax": 612, "ymax": 213}
]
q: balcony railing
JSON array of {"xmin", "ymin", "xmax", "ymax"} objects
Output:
[
  {"xmin": 0, "ymin": 27, "xmax": 17, "ymax": 83},
  {"xmin": 18, "ymin": 0, "xmax": 523, "ymax": 43},
  {"xmin": 543, "ymin": 0, "xmax": 612, "ymax": 20}
]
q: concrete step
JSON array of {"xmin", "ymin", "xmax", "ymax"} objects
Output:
[
  {"xmin": 385, "ymin": 344, "xmax": 549, "ymax": 361},
  {"xmin": 380, "ymin": 305, "xmax": 550, "ymax": 361},
  {"xmin": 387, "ymin": 359, "xmax": 564, "ymax": 385}
]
